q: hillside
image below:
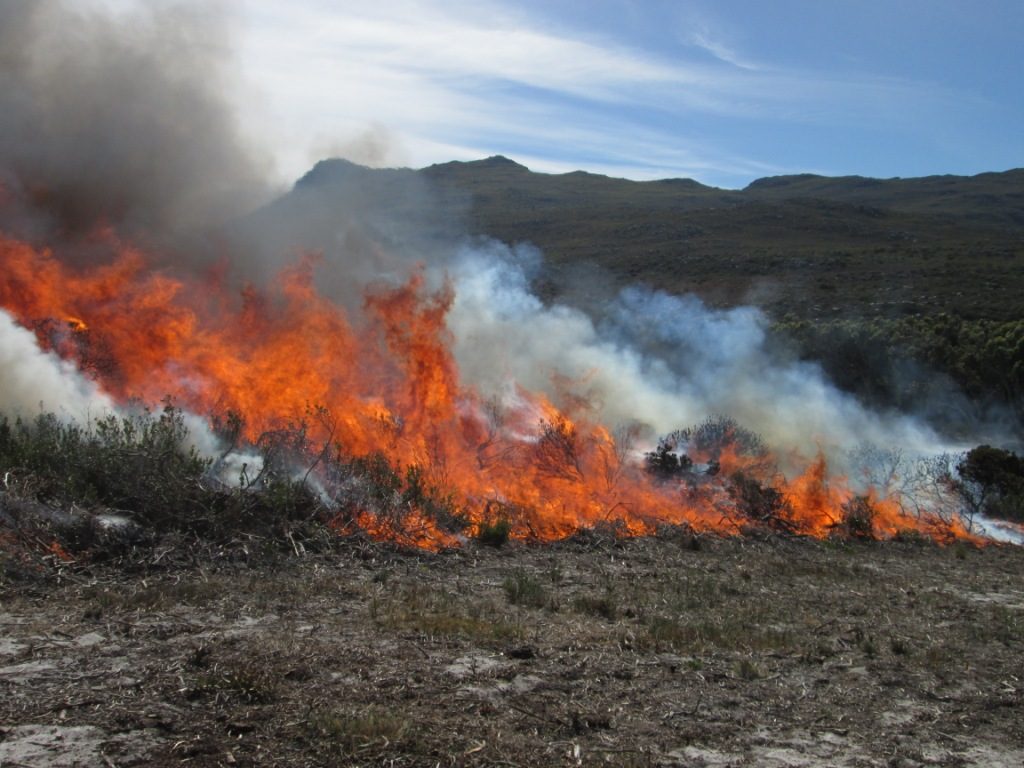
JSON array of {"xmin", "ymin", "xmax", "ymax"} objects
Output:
[{"xmin": 419, "ymin": 157, "xmax": 1024, "ymax": 321}]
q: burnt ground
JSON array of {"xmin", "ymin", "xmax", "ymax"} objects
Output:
[{"xmin": 2, "ymin": 534, "xmax": 1023, "ymax": 767}]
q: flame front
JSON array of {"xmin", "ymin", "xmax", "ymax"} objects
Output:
[{"xmin": 0, "ymin": 231, "xmax": 974, "ymax": 546}]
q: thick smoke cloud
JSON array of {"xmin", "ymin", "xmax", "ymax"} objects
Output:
[
  {"xmin": 446, "ymin": 242, "xmax": 945, "ymax": 474},
  {"xmin": 0, "ymin": 0, "xmax": 269, "ymax": 248}
]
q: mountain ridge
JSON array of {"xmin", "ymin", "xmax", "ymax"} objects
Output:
[{"xmin": 283, "ymin": 156, "xmax": 1024, "ymax": 320}]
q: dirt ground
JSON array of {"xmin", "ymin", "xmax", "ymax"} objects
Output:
[{"xmin": 2, "ymin": 533, "xmax": 1023, "ymax": 767}]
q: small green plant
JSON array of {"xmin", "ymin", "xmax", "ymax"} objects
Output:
[
  {"xmin": 503, "ymin": 569, "xmax": 547, "ymax": 608},
  {"xmin": 476, "ymin": 518, "xmax": 511, "ymax": 547},
  {"xmin": 861, "ymin": 635, "xmax": 878, "ymax": 658},
  {"xmin": 923, "ymin": 644, "xmax": 952, "ymax": 673},
  {"xmin": 372, "ymin": 585, "xmax": 520, "ymax": 640},
  {"xmin": 573, "ymin": 590, "xmax": 617, "ymax": 620},
  {"xmin": 644, "ymin": 617, "xmax": 692, "ymax": 650},
  {"xmin": 892, "ymin": 528, "xmax": 932, "ymax": 545},
  {"xmin": 310, "ymin": 707, "xmax": 407, "ymax": 752},
  {"xmin": 951, "ymin": 540, "xmax": 972, "ymax": 560},
  {"xmin": 191, "ymin": 665, "xmax": 278, "ymax": 705},
  {"xmin": 734, "ymin": 658, "xmax": 761, "ymax": 680},
  {"xmin": 890, "ymin": 636, "xmax": 910, "ymax": 656}
]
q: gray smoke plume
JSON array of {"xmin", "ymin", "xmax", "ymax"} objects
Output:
[
  {"xmin": 446, "ymin": 241, "xmax": 947, "ymax": 475},
  {"xmin": 0, "ymin": 0, "xmax": 269, "ymax": 249},
  {"xmin": 227, "ymin": 159, "xmax": 468, "ymax": 306}
]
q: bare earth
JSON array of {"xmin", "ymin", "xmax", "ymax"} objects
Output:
[{"xmin": 2, "ymin": 534, "xmax": 1023, "ymax": 767}]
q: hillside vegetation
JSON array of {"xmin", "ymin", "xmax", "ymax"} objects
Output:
[{"xmin": 420, "ymin": 157, "xmax": 1024, "ymax": 322}]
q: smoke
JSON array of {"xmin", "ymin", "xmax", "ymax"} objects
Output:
[
  {"xmin": 446, "ymin": 241, "xmax": 944, "ymax": 474},
  {"xmin": 310, "ymin": 124, "xmax": 409, "ymax": 170},
  {"xmin": 0, "ymin": 0, "xmax": 269, "ymax": 249},
  {"xmin": 226, "ymin": 158, "xmax": 468, "ymax": 307},
  {"xmin": 0, "ymin": 309, "xmax": 113, "ymax": 422}
]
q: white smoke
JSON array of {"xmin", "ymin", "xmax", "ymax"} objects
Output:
[
  {"xmin": 446, "ymin": 240, "xmax": 944, "ymax": 474},
  {"xmin": 0, "ymin": 309, "xmax": 113, "ymax": 423}
]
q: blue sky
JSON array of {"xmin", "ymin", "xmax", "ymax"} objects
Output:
[{"xmin": 233, "ymin": 0, "xmax": 1022, "ymax": 188}]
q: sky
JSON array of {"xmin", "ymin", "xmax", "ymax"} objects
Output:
[{"xmin": 105, "ymin": 0, "xmax": 1024, "ymax": 188}]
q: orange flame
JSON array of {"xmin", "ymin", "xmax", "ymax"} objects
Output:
[{"xmin": 0, "ymin": 230, "xmax": 975, "ymax": 547}]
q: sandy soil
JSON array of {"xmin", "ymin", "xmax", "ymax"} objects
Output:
[{"xmin": 2, "ymin": 533, "xmax": 1023, "ymax": 767}]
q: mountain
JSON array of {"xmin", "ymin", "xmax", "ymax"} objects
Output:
[
  {"xmin": 285, "ymin": 157, "xmax": 1024, "ymax": 321},
  {"xmin": 422, "ymin": 158, "xmax": 1024, "ymax": 321}
]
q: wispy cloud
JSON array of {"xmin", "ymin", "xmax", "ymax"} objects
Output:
[
  {"xmin": 687, "ymin": 27, "xmax": 761, "ymax": 71},
  {"xmin": 235, "ymin": 0, "xmax": 966, "ymax": 186}
]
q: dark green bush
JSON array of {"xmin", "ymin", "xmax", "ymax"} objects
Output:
[
  {"xmin": 0, "ymin": 405, "xmax": 325, "ymax": 546},
  {"xmin": 957, "ymin": 445, "xmax": 1024, "ymax": 523},
  {"xmin": 774, "ymin": 315, "xmax": 1024, "ymax": 424},
  {"xmin": 727, "ymin": 472, "xmax": 794, "ymax": 531},
  {"xmin": 503, "ymin": 569, "xmax": 547, "ymax": 608},
  {"xmin": 0, "ymin": 406, "xmax": 210, "ymax": 525},
  {"xmin": 476, "ymin": 518, "xmax": 511, "ymax": 547}
]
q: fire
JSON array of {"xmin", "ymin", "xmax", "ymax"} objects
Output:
[{"xmin": 0, "ymin": 229, "xmax": 974, "ymax": 547}]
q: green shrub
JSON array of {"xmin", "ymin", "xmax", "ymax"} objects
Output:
[
  {"xmin": 503, "ymin": 569, "xmax": 547, "ymax": 608},
  {"xmin": 0, "ymin": 406, "xmax": 210, "ymax": 526},
  {"xmin": 0, "ymin": 405, "xmax": 330, "ymax": 548},
  {"xmin": 476, "ymin": 518, "xmax": 511, "ymax": 547},
  {"xmin": 957, "ymin": 445, "xmax": 1024, "ymax": 523},
  {"xmin": 310, "ymin": 707, "xmax": 407, "ymax": 752},
  {"xmin": 573, "ymin": 591, "xmax": 617, "ymax": 620}
]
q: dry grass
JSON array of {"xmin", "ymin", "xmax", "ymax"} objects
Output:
[{"xmin": 2, "ymin": 535, "xmax": 1023, "ymax": 766}]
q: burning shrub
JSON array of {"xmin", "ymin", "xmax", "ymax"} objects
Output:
[
  {"xmin": 837, "ymin": 496, "xmax": 877, "ymax": 540},
  {"xmin": 680, "ymin": 415, "xmax": 766, "ymax": 459},
  {"xmin": 401, "ymin": 464, "xmax": 464, "ymax": 531},
  {"xmin": 727, "ymin": 472, "xmax": 795, "ymax": 532},
  {"xmin": 644, "ymin": 436, "xmax": 694, "ymax": 481},
  {"xmin": 0, "ymin": 224, "xmax": 986, "ymax": 551},
  {"xmin": 345, "ymin": 452, "xmax": 466, "ymax": 536},
  {"xmin": 533, "ymin": 416, "xmax": 584, "ymax": 482},
  {"xmin": 645, "ymin": 416, "xmax": 768, "ymax": 483},
  {"xmin": 476, "ymin": 518, "xmax": 512, "ymax": 547}
]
